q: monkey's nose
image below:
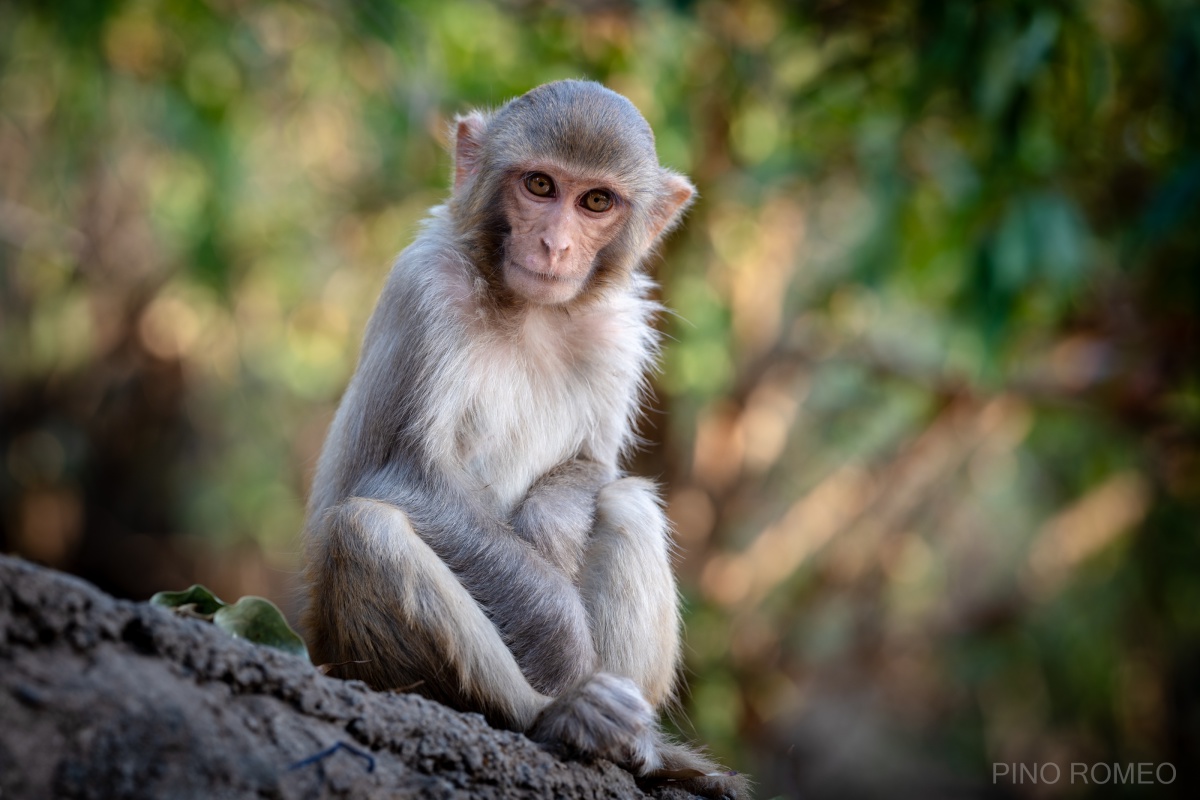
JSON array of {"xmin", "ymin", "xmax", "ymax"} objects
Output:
[{"xmin": 541, "ymin": 236, "xmax": 571, "ymax": 261}]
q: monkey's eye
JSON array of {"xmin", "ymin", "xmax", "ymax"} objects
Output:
[
  {"xmin": 524, "ymin": 173, "xmax": 556, "ymax": 197},
  {"xmin": 582, "ymin": 189, "xmax": 614, "ymax": 213}
]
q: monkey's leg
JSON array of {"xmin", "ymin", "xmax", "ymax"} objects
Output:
[
  {"xmin": 305, "ymin": 497, "xmax": 550, "ymax": 730},
  {"xmin": 308, "ymin": 497, "xmax": 661, "ymax": 773},
  {"xmin": 574, "ymin": 479, "xmax": 752, "ymax": 799},
  {"xmin": 578, "ymin": 477, "xmax": 681, "ymax": 707}
]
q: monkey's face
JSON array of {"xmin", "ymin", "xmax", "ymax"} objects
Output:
[
  {"xmin": 501, "ymin": 166, "xmax": 629, "ymax": 306},
  {"xmin": 451, "ymin": 81, "xmax": 695, "ymax": 307}
]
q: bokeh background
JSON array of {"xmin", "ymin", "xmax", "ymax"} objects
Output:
[{"xmin": 2, "ymin": 1, "xmax": 1197, "ymax": 797}]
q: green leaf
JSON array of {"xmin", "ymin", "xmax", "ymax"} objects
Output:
[
  {"xmin": 213, "ymin": 596, "xmax": 309, "ymax": 660},
  {"xmin": 150, "ymin": 584, "xmax": 226, "ymax": 616}
]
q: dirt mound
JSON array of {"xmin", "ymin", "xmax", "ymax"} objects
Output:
[{"xmin": 0, "ymin": 555, "xmax": 690, "ymax": 799}]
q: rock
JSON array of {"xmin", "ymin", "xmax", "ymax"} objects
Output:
[{"xmin": 0, "ymin": 555, "xmax": 691, "ymax": 799}]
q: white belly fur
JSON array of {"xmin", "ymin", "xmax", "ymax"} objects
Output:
[{"xmin": 422, "ymin": 305, "xmax": 634, "ymax": 512}]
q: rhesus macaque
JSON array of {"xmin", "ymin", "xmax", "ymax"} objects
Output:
[{"xmin": 302, "ymin": 80, "xmax": 746, "ymax": 798}]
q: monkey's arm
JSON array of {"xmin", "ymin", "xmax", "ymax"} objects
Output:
[
  {"xmin": 511, "ymin": 458, "xmax": 614, "ymax": 580},
  {"xmin": 372, "ymin": 467, "xmax": 600, "ymax": 695}
]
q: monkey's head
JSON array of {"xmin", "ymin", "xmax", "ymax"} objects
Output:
[{"xmin": 449, "ymin": 80, "xmax": 695, "ymax": 306}]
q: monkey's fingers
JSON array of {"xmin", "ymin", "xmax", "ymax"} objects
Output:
[{"xmin": 526, "ymin": 672, "xmax": 661, "ymax": 774}]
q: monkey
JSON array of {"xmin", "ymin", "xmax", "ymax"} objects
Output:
[{"xmin": 301, "ymin": 80, "xmax": 747, "ymax": 799}]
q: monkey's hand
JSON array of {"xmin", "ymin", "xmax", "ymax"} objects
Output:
[
  {"xmin": 527, "ymin": 672, "xmax": 661, "ymax": 774},
  {"xmin": 511, "ymin": 459, "xmax": 612, "ymax": 580},
  {"xmin": 528, "ymin": 672, "xmax": 751, "ymax": 799}
]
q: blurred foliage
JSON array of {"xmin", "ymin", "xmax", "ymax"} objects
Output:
[{"xmin": 2, "ymin": 0, "xmax": 1198, "ymax": 797}]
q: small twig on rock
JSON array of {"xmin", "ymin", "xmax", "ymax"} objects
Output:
[{"xmin": 287, "ymin": 741, "xmax": 377, "ymax": 774}]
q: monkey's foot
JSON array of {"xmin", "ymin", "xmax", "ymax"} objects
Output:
[
  {"xmin": 641, "ymin": 739, "xmax": 751, "ymax": 799},
  {"xmin": 527, "ymin": 672, "xmax": 660, "ymax": 774}
]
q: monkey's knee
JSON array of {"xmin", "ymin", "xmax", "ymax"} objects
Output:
[
  {"xmin": 315, "ymin": 499, "xmax": 426, "ymax": 609},
  {"xmin": 305, "ymin": 500, "xmax": 465, "ymax": 686},
  {"xmin": 594, "ymin": 477, "xmax": 670, "ymax": 554},
  {"xmin": 303, "ymin": 500, "xmax": 425, "ymax": 678}
]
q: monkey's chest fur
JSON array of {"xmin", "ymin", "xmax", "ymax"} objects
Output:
[{"xmin": 425, "ymin": 303, "xmax": 650, "ymax": 513}]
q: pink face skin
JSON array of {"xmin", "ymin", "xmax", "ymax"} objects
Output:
[{"xmin": 503, "ymin": 167, "xmax": 628, "ymax": 305}]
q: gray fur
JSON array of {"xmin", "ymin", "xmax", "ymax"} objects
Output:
[
  {"xmin": 301, "ymin": 81, "xmax": 746, "ymax": 798},
  {"xmin": 512, "ymin": 458, "xmax": 613, "ymax": 580}
]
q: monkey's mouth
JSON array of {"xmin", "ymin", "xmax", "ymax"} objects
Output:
[{"xmin": 508, "ymin": 261, "xmax": 578, "ymax": 285}]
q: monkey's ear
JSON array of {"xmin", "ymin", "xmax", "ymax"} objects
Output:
[
  {"xmin": 646, "ymin": 171, "xmax": 696, "ymax": 245},
  {"xmin": 453, "ymin": 112, "xmax": 488, "ymax": 192}
]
